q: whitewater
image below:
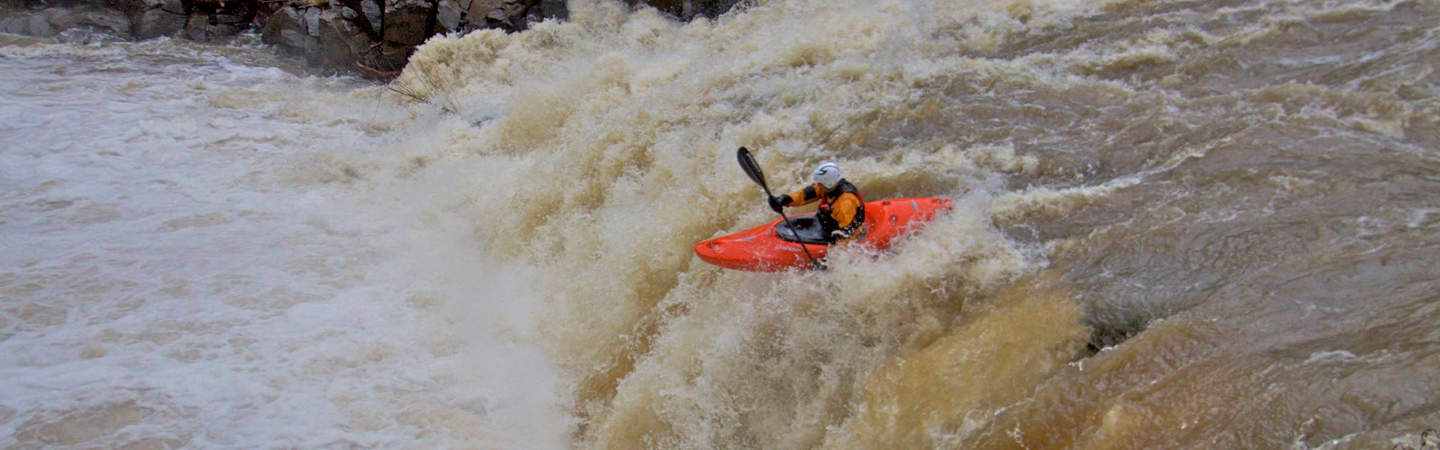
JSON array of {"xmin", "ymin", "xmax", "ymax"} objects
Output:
[{"xmin": 3, "ymin": 0, "xmax": 1439, "ymax": 448}]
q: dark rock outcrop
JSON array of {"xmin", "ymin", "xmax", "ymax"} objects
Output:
[
  {"xmin": 127, "ymin": 0, "xmax": 186, "ymax": 39},
  {"xmin": 624, "ymin": 0, "xmax": 743, "ymax": 21},
  {"xmin": 469, "ymin": 0, "xmax": 564, "ymax": 33},
  {"xmin": 180, "ymin": 0, "xmax": 259, "ymax": 41},
  {"xmin": 0, "ymin": 6, "xmax": 131, "ymax": 38},
  {"xmin": 0, "ymin": 0, "xmax": 746, "ymax": 76}
]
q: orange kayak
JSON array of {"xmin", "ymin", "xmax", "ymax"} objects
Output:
[{"xmin": 694, "ymin": 197, "xmax": 953, "ymax": 271}]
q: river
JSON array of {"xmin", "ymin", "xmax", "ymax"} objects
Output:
[{"xmin": 3, "ymin": 0, "xmax": 1439, "ymax": 448}]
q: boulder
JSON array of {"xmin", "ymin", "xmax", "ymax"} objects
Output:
[
  {"xmin": 380, "ymin": 0, "xmax": 427, "ymax": 46},
  {"xmin": 330, "ymin": 0, "xmax": 381, "ymax": 39},
  {"xmin": 52, "ymin": 7, "xmax": 132, "ymax": 37},
  {"xmin": 26, "ymin": 13, "xmax": 52, "ymax": 36},
  {"xmin": 184, "ymin": 13, "xmax": 244, "ymax": 40},
  {"xmin": 372, "ymin": 40, "xmax": 414, "ymax": 72},
  {"xmin": 0, "ymin": 7, "xmax": 134, "ymax": 38},
  {"xmin": 260, "ymin": 4, "xmax": 398, "ymax": 73},
  {"xmin": 180, "ymin": 0, "xmax": 257, "ymax": 41},
  {"xmin": 456, "ymin": 0, "xmax": 503, "ymax": 33},
  {"xmin": 436, "ymin": 0, "xmax": 462, "ymax": 32},
  {"xmin": 481, "ymin": 0, "xmax": 534, "ymax": 33},
  {"xmin": 128, "ymin": 0, "xmax": 186, "ymax": 39},
  {"xmin": 303, "ymin": 6, "xmax": 320, "ymax": 37},
  {"xmin": 468, "ymin": 0, "xmax": 567, "ymax": 33},
  {"xmin": 537, "ymin": 0, "xmax": 566, "ymax": 20},
  {"xmin": 628, "ymin": 0, "xmax": 742, "ymax": 21},
  {"xmin": 360, "ymin": 0, "xmax": 381, "ymax": 29},
  {"xmin": 0, "ymin": 0, "xmax": 748, "ymax": 77},
  {"xmin": 312, "ymin": 7, "xmax": 371, "ymax": 67},
  {"xmin": 0, "ymin": 17, "xmax": 19, "ymax": 34},
  {"xmin": 260, "ymin": 5, "xmax": 311, "ymax": 54}
]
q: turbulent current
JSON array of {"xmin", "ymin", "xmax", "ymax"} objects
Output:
[{"xmin": 2, "ymin": 0, "xmax": 1438, "ymax": 448}]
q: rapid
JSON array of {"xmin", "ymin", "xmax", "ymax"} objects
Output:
[{"xmin": 3, "ymin": 0, "xmax": 1439, "ymax": 447}]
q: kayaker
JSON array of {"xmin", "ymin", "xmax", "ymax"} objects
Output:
[{"xmin": 768, "ymin": 162, "xmax": 865, "ymax": 243}]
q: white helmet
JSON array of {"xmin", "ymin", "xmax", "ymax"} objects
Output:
[{"xmin": 812, "ymin": 162, "xmax": 842, "ymax": 189}]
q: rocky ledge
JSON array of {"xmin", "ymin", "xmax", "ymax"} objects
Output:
[{"xmin": 0, "ymin": 0, "xmax": 745, "ymax": 77}]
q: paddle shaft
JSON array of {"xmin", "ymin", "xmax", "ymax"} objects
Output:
[{"xmin": 737, "ymin": 147, "xmax": 823, "ymax": 270}]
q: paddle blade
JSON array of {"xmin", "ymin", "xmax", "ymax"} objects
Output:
[{"xmin": 736, "ymin": 147, "xmax": 767, "ymax": 188}]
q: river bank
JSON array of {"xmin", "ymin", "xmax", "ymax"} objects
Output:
[{"xmin": 0, "ymin": 0, "xmax": 743, "ymax": 76}]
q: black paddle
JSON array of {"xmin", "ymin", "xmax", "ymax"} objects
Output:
[{"xmin": 737, "ymin": 147, "xmax": 823, "ymax": 270}]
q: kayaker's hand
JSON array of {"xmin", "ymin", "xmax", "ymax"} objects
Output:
[{"xmin": 768, "ymin": 195, "xmax": 786, "ymax": 213}]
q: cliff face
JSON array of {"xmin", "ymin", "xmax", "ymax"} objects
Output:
[{"xmin": 0, "ymin": 0, "xmax": 745, "ymax": 76}]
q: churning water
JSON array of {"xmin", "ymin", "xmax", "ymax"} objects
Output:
[
  {"xmin": 3, "ymin": 0, "xmax": 1439, "ymax": 447},
  {"xmin": 0, "ymin": 35, "xmax": 568, "ymax": 447}
]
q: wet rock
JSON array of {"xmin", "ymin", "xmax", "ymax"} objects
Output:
[
  {"xmin": 454, "ymin": 0, "xmax": 501, "ymax": 33},
  {"xmin": 381, "ymin": 0, "xmax": 426, "ymax": 46},
  {"xmin": 0, "ymin": 15, "xmax": 40, "ymax": 36},
  {"xmin": 436, "ymin": 0, "xmax": 462, "ymax": 32},
  {"xmin": 372, "ymin": 41, "xmax": 415, "ymax": 72},
  {"xmin": 184, "ymin": 12, "xmax": 244, "ymax": 41},
  {"xmin": 169, "ymin": 0, "xmax": 258, "ymax": 41},
  {"xmin": 53, "ymin": 7, "xmax": 132, "ymax": 37},
  {"xmin": 538, "ymin": 0, "xmax": 565, "ymax": 19},
  {"xmin": 303, "ymin": 6, "xmax": 320, "ymax": 37},
  {"xmin": 360, "ymin": 0, "xmax": 381, "ymax": 28},
  {"xmin": 260, "ymin": 4, "xmax": 405, "ymax": 73},
  {"xmin": 128, "ymin": 0, "xmax": 186, "ymax": 39},
  {"xmin": 260, "ymin": 6, "xmax": 311, "ymax": 53},
  {"xmin": 481, "ymin": 1, "xmax": 523, "ymax": 32},
  {"xmin": 1, "ymin": 7, "xmax": 134, "ymax": 38},
  {"xmin": 474, "ymin": 0, "xmax": 565, "ymax": 33},
  {"xmin": 0, "ymin": 0, "xmax": 742, "ymax": 76},
  {"xmin": 313, "ymin": 7, "xmax": 372, "ymax": 67},
  {"xmin": 628, "ymin": 0, "xmax": 743, "ymax": 21},
  {"xmin": 25, "ymin": 14, "xmax": 52, "ymax": 36}
]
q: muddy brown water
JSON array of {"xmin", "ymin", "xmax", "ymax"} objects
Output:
[{"xmin": 3, "ymin": 0, "xmax": 1438, "ymax": 447}]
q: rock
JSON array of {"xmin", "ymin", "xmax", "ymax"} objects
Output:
[
  {"xmin": 303, "ymin": 7, "xmax": 320, "ymax": 37},
  {"xmin": 537, "ymin": 0, "xmax": 566, "ymax": 20},
  {"xmin": 481, "ymin": 0, "xmax": 529, "ymax": 33},
  {"xmin": 628, "ymin": 0, "xmax": 742, "ymax": 21},
  {"xmin": 695, "ymin": 0, "xmax": 743, "ymax": 18},
  {"xmin": 130, "ymin": 0, "xmax": 186, "ymax": 39},
  {"xmin": 436, "ymin": 0, "xmax": 462, "ymax": 32},
  {"xmin": 5, "ymin": 7, "xmax": 134, "ymax": 38},
  {"xmin": 382, "ymin": 0, "xmax": 433, "ymax": 46},
  {"xmin": 373, "ymin": 41, "xmax": 413, "ymax": 72},
  {"xmin": 312, "ymin": 7, "xmax": 371, "ymax": 67},
  {"xmin": 179, "ymin": 0, "xmax": 257, "ymax": 41},
  {"xmin": 57, "ymin": 8, "xmax": 133, "ymax": 37},
  {"xmin": 469, "ymin": 0, "xmax": 567, "ymax": 33},
  {"xmin": 260, "ymin": 6, "xmax": 311, "ymax": 54},
  {"xmin": 184, "ymin": 13, "xmax": 242, "ymax": 41},
  {"xmin": 261, "ymin": 4, "xmax": 397, "ymax": 73},
  {"xmin": 457, "ymin": 0, "xmax": 503, "ymax": 32},
  {"xmin": 0, "ymin": 17, "xmax": 23, "ymax": 34},
  {"xmin": 360, "ymin": 0, "xmax": 381, "ymax": 29},
  {"xmin": 26, "ymin": 14, "xmax": 53, "ymax": 36}
]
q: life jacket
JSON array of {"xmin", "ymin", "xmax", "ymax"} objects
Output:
[{"xmin": 817, "ymin": 179, "xmax": 864, "ymax": 241}]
